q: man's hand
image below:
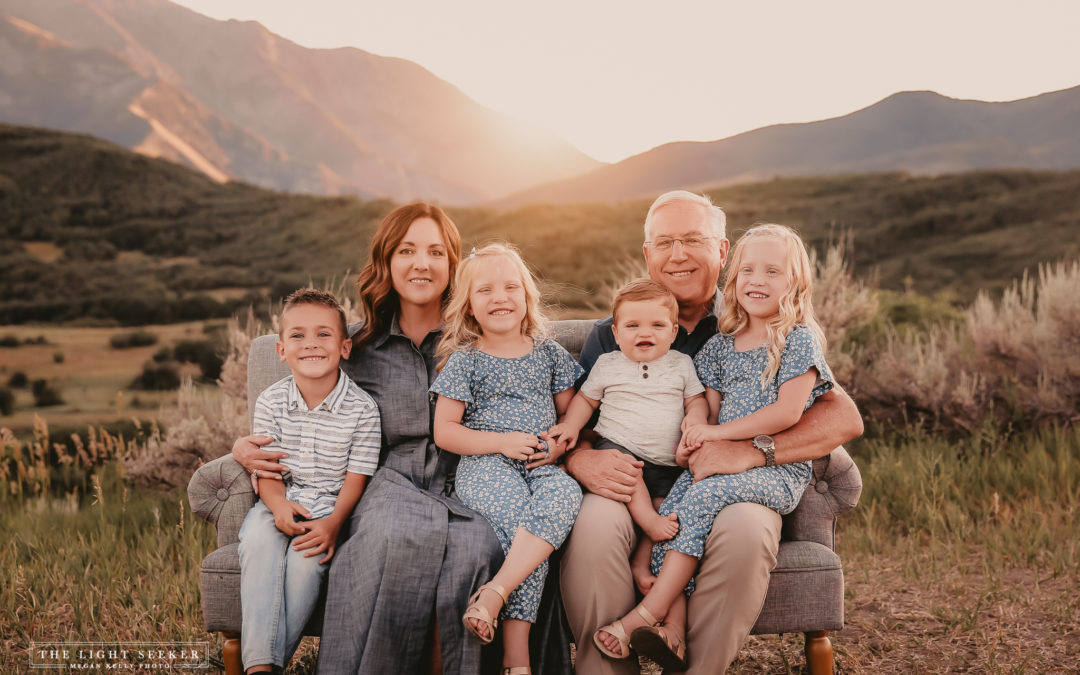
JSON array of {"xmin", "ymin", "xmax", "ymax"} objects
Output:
[
  {"xmin": 270, "ymin": 500, "xmax": 311, "ymax": 536},
  {"xmin": 686, "ymin": 438, "xmax": 761, "ymax": 482},
  {"xmin": 232, "ymin": 434, "xmax": 288, "ymax": 475},
  {"xmin": 292, "ymin": 517, "xmax": 343, "ymax": 564},
  {"xmin": 564, "ymin": 446, "xmax": 643, "ymax": 503}
]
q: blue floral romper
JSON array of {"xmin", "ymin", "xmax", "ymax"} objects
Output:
[
  {"xmin": 651, "ymin": 324, "xmax": 835, "ymax": 584},
  {"xmin": 430, "ymin": 338, "xmax": 584, "ymax": 622}
]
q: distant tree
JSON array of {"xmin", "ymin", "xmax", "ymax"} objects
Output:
[
  {"xmin": 109, "ymin": 330, "xmax": 159, "ymax": 349},
  {"xmin": 130, "ymin": 364, "xmax": 181, "ymax": 391},
  {"xmin": 0, "ymin": 387, "xmax": 14, "ymax": 416},
  {"xmin": 31, "ymin": 379, "xmax": 64, "ymax": 407}
]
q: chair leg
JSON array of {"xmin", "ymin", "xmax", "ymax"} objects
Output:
[
  {"xmin": 222, "ymin": 632, "xmax": 243, "ymax": 675},
  {"xmin": 804, "ymin": 630, "xmax": 833, "ymax": 675}
]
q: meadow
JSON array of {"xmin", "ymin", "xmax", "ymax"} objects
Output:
[{"xmin": 3, "ymin": 247, "xmax": 1079, "ymax": 673}]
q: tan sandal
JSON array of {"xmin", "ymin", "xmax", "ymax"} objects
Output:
[
  {"xmin": 631, "ymin": 620, "xmax": 688, "ymax": 671},
  {"xmin": 462, "ymin": 582, "xmax": 509, "ymax": 645},
  {"xmin": 593, "ymin": 604, "xmax": 658, "ymax": 660}
]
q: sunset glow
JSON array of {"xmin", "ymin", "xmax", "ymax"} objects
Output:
[{"xmin": 95, "ymin": 1, "xmax": 1080, "ymax": 162}]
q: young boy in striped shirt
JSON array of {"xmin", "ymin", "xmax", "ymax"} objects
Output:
[{"xmin": 237, "ymin": 289, "xmax": 381, "ymax": 674}]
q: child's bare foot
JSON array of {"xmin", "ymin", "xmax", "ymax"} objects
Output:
[{"xmin": 640, "ymin": 512, "xmax": 679, "ymax": 542}]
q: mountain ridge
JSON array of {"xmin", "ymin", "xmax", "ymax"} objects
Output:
[
  {"xmin": 500, "ymin": 85, "xmax": 1080, "ymax": 206},
  {"xmin": 0, "ymin": 0, "xmax": 600, "ymax": 202}
]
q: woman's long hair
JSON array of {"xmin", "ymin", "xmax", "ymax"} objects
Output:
[
  {"xmin": 719, "ymin": 224, "xmax": 826, "ymax": 384},
  {"xmin": 352, "ymin": 203, "xmax": 462, "ymax": 349},
  {"xmin": 435, "ymin": 242, "xmax": 549, "ymax": 370}
]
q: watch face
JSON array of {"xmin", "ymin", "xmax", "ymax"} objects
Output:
[{"xmin": 753, "ymin": 434, "xmax": 773, "ymax": 449}]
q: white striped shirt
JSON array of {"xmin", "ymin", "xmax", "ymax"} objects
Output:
[{"xmin": 252, "ymin": 369, "xmax": 381, "ymax": 518}]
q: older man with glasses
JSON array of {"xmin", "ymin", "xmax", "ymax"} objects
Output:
[{"xmin": 560, "ymin": 190, "xmax": 863, "ymax": 674}]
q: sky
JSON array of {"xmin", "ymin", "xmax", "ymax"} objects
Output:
[{"xmin": 171, "ymin": 0, "xmax": 1080, "ymax": 163}]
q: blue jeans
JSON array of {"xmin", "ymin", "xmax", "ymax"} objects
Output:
[{"xmin": 238, "ymin": 501, "xmax": 328, "ymax": 670}]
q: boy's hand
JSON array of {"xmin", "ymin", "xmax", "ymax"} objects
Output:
[
  {"xmin": 500, "ymin": 432, "xmax": 543, "ymax": 461},
  {"xmin": 675, "ymin": 436, "xmax": 699, "ymax": 467},
  {"xmin": 526, "ymin": 432, "xmax": 565, "ymax": 469},
  {"xmin": 547, "ymin": 423, "xmax": 579, "ymax": 451},
  {"xmin": 271, "ymin": 500, "xmax": 311, "ymax": 536},
  {"xmin": 292, "ymin": 517, "xmax": 342, "ymax": 564},
  {"xmin": 681, "ymin": 412, "xmax": 708, "ymax": 433}
]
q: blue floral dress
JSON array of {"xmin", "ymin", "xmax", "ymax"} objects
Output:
[
  {"xmin": 651, "ymin": 324, "xmax": 835, "ymax": 582},
  {"xmin": 430, "ymin": 338, "xmax": 584, "ymax": 623}
]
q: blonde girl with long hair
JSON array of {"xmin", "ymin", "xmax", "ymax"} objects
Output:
[
  {"xmin": 593, "ymin": 224, "xmax": 836, "ymax": 671},
  {"xmin": 430, "ymin": 243, "xmax": 583, "ymax": 675}
]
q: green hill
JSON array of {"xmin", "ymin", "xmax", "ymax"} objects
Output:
[{"xmin": 2, "ymin": 123, "xmax": 1079, "ymax": 324}]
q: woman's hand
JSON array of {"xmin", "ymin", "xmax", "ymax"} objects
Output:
[
  {"xmin": 499, "ymin": 432, "xmax": 544, "ymax": 461},
  {"xmin": 232, "ymin": 434, "xmax": 288, "ymax": 475},
  {"xmin": 292, "ymin": 517, "xmax": 343, "ymax": 564}
]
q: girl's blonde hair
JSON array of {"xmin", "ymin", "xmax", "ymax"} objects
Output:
[
  {"xmin": 719, "ymin": 224, "xmax": 826, "ymax": 384},
  {"xmin": 436, "ymin": 242, "xmax": 549, "ymax": 369}
]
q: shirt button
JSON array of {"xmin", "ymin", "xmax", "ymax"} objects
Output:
[
  {"xmin": 642, "ymin": 373, "xmax": 649, "ymax": 379},
  {"xmin": 642, "ymin": 365, "xmax": 649, "ymax": 371}
]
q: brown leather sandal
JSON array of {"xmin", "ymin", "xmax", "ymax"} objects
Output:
[
  {"xmin": 631, "ymin": 614, "xmax": 688, "ymax": 672},
  {"xmin": 462, "ymin": 582, "xmax": 509, "ymax": 645}
]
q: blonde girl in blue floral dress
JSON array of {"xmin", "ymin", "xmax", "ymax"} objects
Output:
[
  {"xmin": 594, "ymin": 224, "xmax": 835, "ymax": 671},
  {"xmin": 431, "ymin": 243, "xmax": 583, "ymax": 675}
]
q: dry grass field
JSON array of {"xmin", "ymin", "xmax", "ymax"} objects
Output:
[{"xmin": 0, "ymin": 322, "xmax": 220, "ymax": 434}]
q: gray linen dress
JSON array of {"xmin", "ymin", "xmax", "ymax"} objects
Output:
[{"xmin": 315, "ymin": 317, "xmax": 573, "ymax": 675}]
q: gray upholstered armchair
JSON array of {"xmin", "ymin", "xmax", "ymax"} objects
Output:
[{"xmin": 187, "ymin": 319, "xmax": 862, "ymax": 674}]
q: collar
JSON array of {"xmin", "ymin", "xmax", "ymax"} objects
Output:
[
  {"xmin": 285, "ymin": 368, "xmax": 350, "ymax": 413},
  {"xmin": 372, "ymin": 312, "xmax": 442, "ymax": 349}
]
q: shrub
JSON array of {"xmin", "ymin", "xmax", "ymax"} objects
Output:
[
  {"xmin": 52, "ymin": 351, "xmax": 64, "ymax": 363},
  {"xmin": 109, "ymin": 330, "xmax": 159, "ymax": 349},
  {"xmin": 173, "ymin": 338, "xmax": 224, "ymax": 381},
  {"xmin": 8, "ymin": 371, "xmax": 28, "ymax": 388},
  {"xmin": 152, "ymin": 346, "xmax": 173, "ymax": 363},
  {"xmin": 0, "ymin": 387, "xmax": 13, "ymax": 415},
  {"xmin": 130, "ymin": 363, "xmax": 181, "ymax": 391},
  {"xmin": 31, "ymin": 379, "xmax": 64, "ymax": 407},
  {"xmin": 0, "ymin": 334, "xmax": 18, "ymax": 348},
  {"xmin": 850, "ymin": 258, "xmax": 1080, "ymax": 438}
]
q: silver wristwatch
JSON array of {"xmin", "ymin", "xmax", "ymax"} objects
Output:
[{"xmin": 752, "ymin": 434, "xmax": 776, "ymax": 468}]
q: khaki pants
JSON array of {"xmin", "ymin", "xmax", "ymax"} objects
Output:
[{"xmin": 560, "ymin": 494, "xmax": 781, "ymax": 674}]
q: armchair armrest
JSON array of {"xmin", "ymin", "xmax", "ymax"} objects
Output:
[
  {"xmin": 781, "ymin": 446, "xmax": 862, "ymax": 549},
  {"xmin": 187, "ymin": 455, "xmax": 256, "ymax": 549}
]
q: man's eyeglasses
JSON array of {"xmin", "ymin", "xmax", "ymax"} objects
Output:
[{"xmin": 645, "ymin": 236, "xmax": 715, "ymax": 251}]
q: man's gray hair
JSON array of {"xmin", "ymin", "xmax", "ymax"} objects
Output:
[{"xmin": 643, "ymin": 190, "xmax": 727, "ymax": 241}]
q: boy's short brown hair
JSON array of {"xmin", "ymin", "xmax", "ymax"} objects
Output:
[
  {"xmin": 612, "ymin": 279, "xmax": 678, "ymax": 324},
  {"xmin": 280, "ymin": 288, "xmax": 348, "ymax": 338}
]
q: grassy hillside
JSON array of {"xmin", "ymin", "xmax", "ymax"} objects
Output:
[{"xmin": 3, "ymin": 123, "xmax": 1080, "ymax": 324}]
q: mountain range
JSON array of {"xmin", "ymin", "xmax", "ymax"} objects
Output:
[
  {"xmin": 502, "ymin": 85, "xmax": 1080, "ymax": 205},
  {"xmin": 2, "ymin": 0, "xmax": 1079, "ymax": 206},
  {"xmin": 0, "ymin": 0, "xmax": 599, "ymax": 203}
]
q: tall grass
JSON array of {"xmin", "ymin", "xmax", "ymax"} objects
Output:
[
  {"xmin": 842, "ymin": 425, "xmax": 1080, "ymax": 576},
  {"xmin": 0, "ymin": 459, "xmax": 219, "ymax": 673}
]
